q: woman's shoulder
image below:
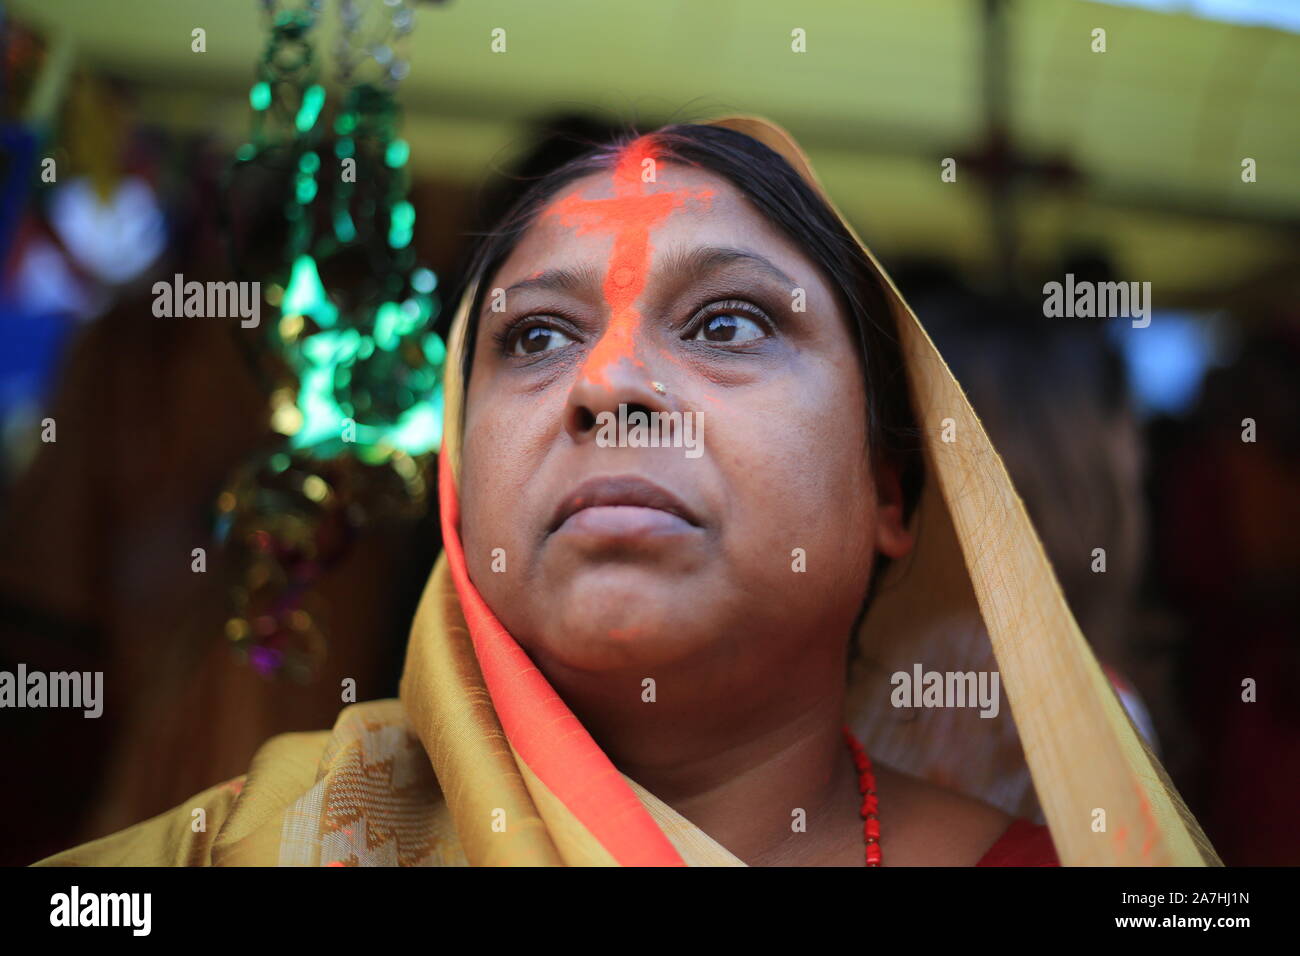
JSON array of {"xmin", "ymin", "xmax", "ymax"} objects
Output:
[
  {"xmin": 29, "ymin": 773, "xmax": 253, "ymax": 866},
  {"xmin": 975, "ymin": 818, "xmax": 1060, "ymax": 867},
  {"xmin": 30, "ymin": 699, "xmax": 427, "ymax": 867},
  {"xmin": 873, "ymin": 763, "xmax": 1046, "ymax": 866}
]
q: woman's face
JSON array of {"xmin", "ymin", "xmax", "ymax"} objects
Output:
[{"xmin": 460, "ymin": 146, "xmax": 912, "ymax": 697}]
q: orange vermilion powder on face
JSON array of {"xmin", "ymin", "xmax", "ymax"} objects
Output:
[{"xmin": 542, "ymin": 137, "xmax": 713, "ymax": 388}]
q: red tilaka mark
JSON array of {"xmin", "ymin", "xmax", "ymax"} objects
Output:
[{"xmin": 542, "ymin": 137, "xmax": 713, "ymax": 388}]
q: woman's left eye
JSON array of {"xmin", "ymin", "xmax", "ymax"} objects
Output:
[{"xmin": 688, "ymin": 310, "xmax": 769, "ymax": 344}]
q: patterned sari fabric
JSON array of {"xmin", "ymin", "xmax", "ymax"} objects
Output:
[{"xmin": 34, "ymin": 116, "xmax": 1220, "ymax": 867}]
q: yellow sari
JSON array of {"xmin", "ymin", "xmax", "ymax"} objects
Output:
[{"xmin": 33, "ymin": 115, "xmax": 1221, "ymax": 867}]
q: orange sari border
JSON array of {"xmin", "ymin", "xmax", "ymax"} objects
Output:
[{"xmin": 436, "ymin": 449, "xmax": 685, "ymax": 866}]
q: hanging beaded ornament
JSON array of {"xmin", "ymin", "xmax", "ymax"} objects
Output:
[{"xmin": 216, "ymin": 0, "xmax": 444, "ymax": 681}]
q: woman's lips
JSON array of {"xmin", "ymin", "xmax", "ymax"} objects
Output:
[
  {"xmin": 548, "ymin": 475, "xmax": 701, "ymax": 539},
  {"xmin": 556, "ymin": 505, "xmax": 696, "ymax": 537}
]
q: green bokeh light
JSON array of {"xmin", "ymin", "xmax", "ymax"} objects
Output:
[
  {"xmin": 294, "ymin": 84, "xmax": 326, "ymax": 133},
  {"xmin": 333, "ymin": 209, "xmax": 357, "ymax": 242},
  {"xmin": 412, "ymin": 268, "xmax": 436, "ymax": 293},
  {"xmin": 385, "ymin": 139, "xmax": 410, "ymax": 168},
  {"xmin": 281, "ymin": 254, "xmax": 338, "ymax": 328}
]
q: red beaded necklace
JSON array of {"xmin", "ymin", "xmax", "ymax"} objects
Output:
[{"xmin": 841, "ymin": 723, "xmax": 881, "ymax": 866}]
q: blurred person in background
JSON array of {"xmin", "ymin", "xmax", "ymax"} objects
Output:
[{"xmin": 899, "ymin": 265, "xmax": 1161, "ymax": 755}]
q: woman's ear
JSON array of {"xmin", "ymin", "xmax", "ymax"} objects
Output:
[{"xmin": 873, "ymin": 458, "xmax": 914, "ymax": 559}]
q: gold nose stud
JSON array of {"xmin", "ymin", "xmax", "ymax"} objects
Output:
[{"xmin": 651, "ymin": 381, "xmax": 667, "ymax": 395}]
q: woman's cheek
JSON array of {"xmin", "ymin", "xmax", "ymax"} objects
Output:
[{"xmin": 459, "ymin": 439, "xmax": 509, "ymax": 581}]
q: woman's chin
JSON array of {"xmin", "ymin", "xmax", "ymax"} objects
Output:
[
  {"xmin": 552, "ymin": 561, "xmax": 703, "ymax": 609},
  {"xmin": 538, "ymin": 587, "xmax": 711, "ymax": 671}
]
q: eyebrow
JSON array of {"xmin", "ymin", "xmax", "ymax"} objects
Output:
[
  {"xmin": 497, "ymin": 245, "xmax": 800, "ymax": 299},
  {"xmin": 660, "ymin": 244, "xmax": 800, "ymax": 291},
  {"xmin": 499, "ymin": 262, "xmax": 604, "ymax": 297}
]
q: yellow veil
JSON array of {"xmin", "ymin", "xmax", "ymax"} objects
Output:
[{"xmin": 33, "ymin": 115, "xmax": 1221, "ymax": 868}]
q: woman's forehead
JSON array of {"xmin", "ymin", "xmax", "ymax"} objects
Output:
[{"xmin": 493, "ymin": 162, "xmax": 814, "ymax": 291}]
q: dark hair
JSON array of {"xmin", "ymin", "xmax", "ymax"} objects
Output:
[{"xmin": 455, "ymin": 123, "xmax": 924, "ymax": 659}]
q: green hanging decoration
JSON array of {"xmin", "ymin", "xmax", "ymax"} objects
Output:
[{"xmin": 216, "ymin": 0, "xmax": 444, "ymax": 682}]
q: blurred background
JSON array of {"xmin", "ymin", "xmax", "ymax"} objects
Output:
[{"xmin": 1, "ymin": 0, "xmax": 1296, "ymax": 866}]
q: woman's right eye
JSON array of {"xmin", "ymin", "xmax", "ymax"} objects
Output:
[{"xmin": 508, "ymin": 324, "xmax": 576, "ymax": 356}]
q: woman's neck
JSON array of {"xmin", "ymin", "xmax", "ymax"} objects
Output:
[
  {"xmin": 535, "ymin": 645, "xmax": 859, "ymax": 865},
  {"xmin": 636, "ymin": 705, "xmax": 863, "ymax": 866}
]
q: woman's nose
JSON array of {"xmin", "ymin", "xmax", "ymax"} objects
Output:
[{"xmin": 564, "ymin": 346, "xmax": 677, "ymax": 442}]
